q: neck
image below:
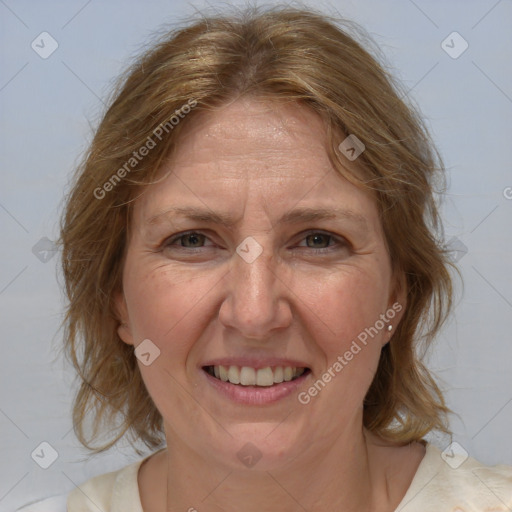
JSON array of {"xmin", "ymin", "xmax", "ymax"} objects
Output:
[{"xmin": 155, "ymin": 426, "xmax": 395, "ymax": 512}]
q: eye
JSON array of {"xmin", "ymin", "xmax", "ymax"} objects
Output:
[
  {"xmin": 161, "ymin": 230, "xmax": 348, "ymax": 254},
  {"xmin": 302, "ymin": 233, "xmax": 332, "ymax": 249},
  {"xmin": 164, "ymin": 231, "xmax": 212, "ymax": 249},
  {"xmin": 296, "ymin": 231, "xmax": 346, "ymax": 253}
]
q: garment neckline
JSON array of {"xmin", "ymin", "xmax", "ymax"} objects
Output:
[
  {"xmin": 393, "ymin": 442, "xmax": 443, "ymax": 511},
  {"xmin": 118, "ymin": 443, "xmax": 438, "ymax": 512}
]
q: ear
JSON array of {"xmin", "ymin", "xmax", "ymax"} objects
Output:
[
  {"xmin": 384, "ymin": 269, "xmax": 407, "ymax": 345},
  {"xmin": 113, "ymin": 290, "xmax": 135, "ymax": 346},
  {"xmin": 390, "ymin": 269, "xmax": 407, "ymax": 312}
]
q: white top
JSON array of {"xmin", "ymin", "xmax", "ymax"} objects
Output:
[{"xmin": 16, "ymin": 443, "xmax": 512, "ymax": 511}]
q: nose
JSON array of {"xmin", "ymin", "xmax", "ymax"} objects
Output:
[{"xmin": 218, "ymin": 244, "xmax": 293, "ymax": 340}]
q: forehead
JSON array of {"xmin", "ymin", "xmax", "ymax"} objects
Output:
[
  {"xmin": 183, "ymin": 97, "xmax": 324, "ymax": 142},
  {"xmin": 132, "ymin": 97, "xmax": 378, "ymax": 229},
  {"xmin": 163, "ymin": 97, "xmax": 336, "ymax": 179}
]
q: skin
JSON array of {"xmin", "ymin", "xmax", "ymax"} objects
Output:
[{"xmin": 115, "ymin": 97, "xmax": 426, "ymax": 512}]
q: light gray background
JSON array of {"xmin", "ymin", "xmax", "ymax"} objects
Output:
[{"xmin": 1, "ymin": 0, "xmax": 511, "ymax": 510}]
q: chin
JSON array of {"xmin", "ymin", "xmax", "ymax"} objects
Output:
[{"xmin": 204, "ymin": 423, "xmax": 305, "ymax": 472}]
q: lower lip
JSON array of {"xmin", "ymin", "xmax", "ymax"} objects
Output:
[{"xmin": 202, "ymin": 369, "xmax": 310, "ymax": 405}]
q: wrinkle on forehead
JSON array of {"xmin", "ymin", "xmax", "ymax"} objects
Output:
[
  {"xmin": 172, "ymin": 96, "xmax": 330, "ymax": 159},
  {"xmin": 130, "ymin": 97, "xmax": 375, "ymax": 238}
]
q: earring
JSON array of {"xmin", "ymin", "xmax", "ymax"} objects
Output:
[{"xmin": 387, "ymin": 325, "xmax": 393, "ymax": 332}]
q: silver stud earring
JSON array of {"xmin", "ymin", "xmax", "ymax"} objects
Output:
[{"xmin": 387, "ymin": 325, "xmax": 393, "ymax": 332}]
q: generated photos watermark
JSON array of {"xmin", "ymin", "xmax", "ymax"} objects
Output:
[
  {"xmin": 298, "ymin": 301, "xmax": 402, "ymax": 404},
  {"xmin": 93, "ymin": 98, "xmax": 197, "ymax": 200}
]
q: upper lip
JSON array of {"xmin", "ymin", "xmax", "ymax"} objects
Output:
[{"xmin": 201, "ymin": 357, "xmax": 310, "ymax": 370}]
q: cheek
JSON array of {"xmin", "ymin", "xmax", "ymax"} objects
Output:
[
  {"xmin": 299, "ymin": 265, "xmax": 390, "ymax": 354},
  {"xmin": 125, "ymin": 264, "xmax": 224, "ymax": 420},
  {"xmin": 298, "ymin": 267, "xmax": 390, "ymax": 409},
  {"xmin": 296, "ymin": 271, "xmax": 388, "ymax": 417},
  {"xmin": 123, "ymin": 261, "xmax": 222, "ymax": 359}
]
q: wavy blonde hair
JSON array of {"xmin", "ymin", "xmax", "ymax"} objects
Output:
[{"xmin": 58, "ymin": 4, "xmax": 454, "ymax": 453}]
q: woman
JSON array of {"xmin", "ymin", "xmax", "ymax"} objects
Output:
[{"xmin": 18, "ymin": 5, "xmax": 512, "ymax": 511}]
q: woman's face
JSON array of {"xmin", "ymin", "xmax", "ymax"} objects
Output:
[{"xmin": 116, "ymin": 97, "xmax": 405, "ymax": 469}]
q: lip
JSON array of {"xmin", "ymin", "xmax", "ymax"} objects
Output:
[{"xmin": 201, "ymin": 367, "xmax": 311, "ymax": 405}]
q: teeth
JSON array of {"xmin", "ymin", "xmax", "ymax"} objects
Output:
[
  {"xmin": 239, "ymin": 366, "xmax": 256, "ymax": 385},
  {"xmin": 273, "ymin": 366, "xmax": 284, "ymax": 383},
  {"xmin": 228, "ymin": 365, "xmax": 240, "ymax": 384},
  {"xmin": 219, "ymin": 365, "xmax": 228, "ymax": 382},
  {"xmin": 256, "ymin": 367, "xmax": 274, "ymax": 387},
  {"xmin": 208, "ymin": 365, "xmax": 306, "ymax": 386}
]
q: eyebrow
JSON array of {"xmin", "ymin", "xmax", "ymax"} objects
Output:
[{"xmin": 146, "ymin": 206, "xmax": 368, "ymax": 230}]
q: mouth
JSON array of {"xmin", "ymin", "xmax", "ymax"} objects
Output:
[{"xmin": 203, "ymin": 365, "xmax": 310, "ymax": 387}]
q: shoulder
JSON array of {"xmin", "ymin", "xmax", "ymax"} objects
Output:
[
  {"xmin": 17, "ymin": 451, "xmax": 157, "ymax": 512},
  {"xmin": 16, "ymin": 494, "xmax": 67, "ymax": 511},
  {"xmin": 66, "ymin": 455, "xmax": 147, "ymax": 512},
  {"xmin": 397, "ymin": 442, "xmax": 512, "ymax": 511}
]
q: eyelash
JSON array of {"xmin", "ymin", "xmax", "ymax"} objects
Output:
[{"xmin": 162, "ymin": 230, "xmax": 348, "ymax": 254}]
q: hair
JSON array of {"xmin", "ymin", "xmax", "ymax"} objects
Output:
[{"xmin": 57, "ymin": 3, "xmax": 455, "ymax": 454}]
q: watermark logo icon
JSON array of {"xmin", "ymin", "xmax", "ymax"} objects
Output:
[
  {"xmin": 135, "ymin": 339, "xmax": 161, "ymax": 366},
  {"xmin": 441, "ymin": 32, "xmax": 468, "ymax": 59},
  {"xmin": 338, "ymin": 134, "xmax": 365, "ymax": 161},
  {"xmin": 93, "ymin": 98, "xmax": 197, "ymax": 200},
  {"xmin": 237, "ymin": 442, "xmax": 262, "ymax": 468},
  {"xmin": 31, "ymin": 441, "xmax": 59, "ymax": 469},
  {"xmin": 441, "ymin": 441, "xmax": 469, "ymax": 469},
  {"xmin": 445, "ymin": 236, "xmax": 468, "ymax": 263},
  {"xmin": 32, "ymin": 237, "xmax": 57, "ymax": 263},
  {"xmin": 31, "ymin": 32, "xmax": 59, "ymax": 59},
  {"xmin": 503, "ymin": 187, "xmax": 512, "ymax": 200},
  {"xmin": 236, "ymin": 236, "xmax": 263, "ymax": 264}
]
